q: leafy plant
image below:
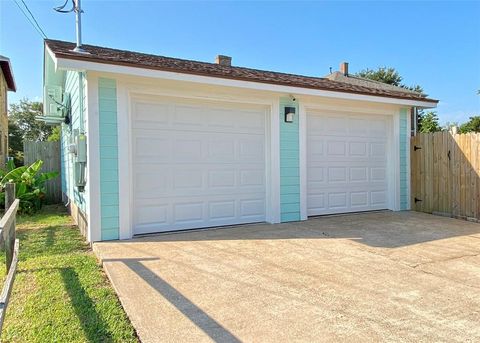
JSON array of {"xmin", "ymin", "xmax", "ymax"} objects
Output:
[
  {"xmin": 419, "ymin": 111, "xmax": 442, "ymax": 133},
  {"xmin": 0, "ymin": 160, "xmax": 59, "ymax": 214}
]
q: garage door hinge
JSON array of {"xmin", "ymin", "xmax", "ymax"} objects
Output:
[
  {"xmin": 414, "ymin": 197, "xmax": 422, "ymax": 203},
  {"xmin": 414, "ymin": 145, "xmax": 422, "ymax": 151}
]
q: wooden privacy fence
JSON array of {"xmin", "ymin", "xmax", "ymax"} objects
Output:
[
  {"xmin": 411, "ymin": 132, "xmax": 480, "ymax": 221},
  {"xmin": 0, "ymin": 183, "xmax": 20, "ymax": 333},
  {"xmin": 24, "ymin": 141, "xmax": 62, "ymax": 203}
]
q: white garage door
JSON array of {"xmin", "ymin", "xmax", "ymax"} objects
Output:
[
  {"xmin": 132, "ymin": 97, "xmax": 267, "ymax": 235},
  {"xmin": 307, "ymin": 111, "xmax": 390, "ymax": 216}
]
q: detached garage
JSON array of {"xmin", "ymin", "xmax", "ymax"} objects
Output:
[{"xmin": 42, "ymin": 39, "xmax": 438, "ymax": 242}]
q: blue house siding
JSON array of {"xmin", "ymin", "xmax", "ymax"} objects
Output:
[
  {"xmin": 60, "ymin": 70, "xmax": 86, "ymax": 213},
  {"xmin": 399, "ymin": 108, "xmax": 408, "ymax": 210},
  {"xmin": 279, "ymin": 97, "xmax": 300, "ymax": 222},
  {"xmin": 98, "ymin": 78, "xmax": 120, "ymax": 240}
]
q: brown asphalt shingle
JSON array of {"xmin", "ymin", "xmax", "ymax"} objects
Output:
[{"xmin": 45, "ymin": 39, "xmax": 438, "ymax": 104}]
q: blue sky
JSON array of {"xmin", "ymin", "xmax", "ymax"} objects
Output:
[{"xmin": 1, "ymin": 0, "xmax": 479, "ymax": 125}]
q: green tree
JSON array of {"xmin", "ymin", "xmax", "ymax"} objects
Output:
[
  {"xmin": 355, "ymin": 66, "xmax": 427, "ymax": 131},
  {"xmin": 459, "ymin": 116, "xmax": 480, "ymax": 133},
  {"xmin": 8, "ymin": 98, "xmax": 53, "ymax": 166},
  {"xmin": 356, "ymin": 67, "xmax": 403, "ymax": 86},
  {"xmin": 355, "ymin": 66, "xmax": 424, "ymax": 94},
  {"xmin": 9, "ymin": 99, "xmax": 52, "ymax": 141},
  {"xmin": 419, "ymin": 111, "xmax": 441, "ymax": 133},
  {"xmin": 8, "ymin": 121, "xmax": 24, "ymax": 166},
  {"xmin": 47, "ymin": 126, "xmax": 61, "ymax": 142}
]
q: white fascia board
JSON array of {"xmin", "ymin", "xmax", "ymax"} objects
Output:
[
  {"xmin": 55, "ymin": 57, "xmax": 438, "ymax": 108},
  {"xmin": 45, "ymin": 46, "xmax": 58, "ymax": 71}
]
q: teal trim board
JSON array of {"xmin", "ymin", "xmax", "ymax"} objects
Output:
[
  {"xmin": 279, "ymin": 98, "xmax": 300, "ymax": 222},
  {"xmin": 399, "ymin": 108, "xmax": 408, "ymax": 210},
  {"xmin": 98, "ymin": 78, "xmax": 120, "ymax": 240}
]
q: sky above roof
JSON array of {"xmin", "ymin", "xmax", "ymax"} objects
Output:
[{"xmin": 1, "ymin": 1, "xmax": 479, "ymax": 125}]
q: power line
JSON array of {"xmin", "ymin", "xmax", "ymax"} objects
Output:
[
  {"xmin": 13, "ymin": 0, "xmax": 47, "ymax": 39},
  {"xmin": 20, "ymin": 0, "xmax": 48, "ymax": 38}
]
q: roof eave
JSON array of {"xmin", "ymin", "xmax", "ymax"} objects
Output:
[
  {"xmin": 0, "ymin": 57, "xmax": 16, "ymax": 92},
  {"xmin": 52, "ymin": 52, "xmax": 438, "ymax": 108}
]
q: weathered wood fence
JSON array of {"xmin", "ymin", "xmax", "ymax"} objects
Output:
[
  {"xmin": 24, "ymin": 141, "xmax": 62, "ymax": 203},
  {"xmin": 0, "ymin": 183, "xmax": 20, "ymax": 332},
  {"xmin": 411, "ymin": 132, "xmax": 480, "ymax": 221}
]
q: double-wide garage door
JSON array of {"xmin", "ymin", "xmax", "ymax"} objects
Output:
[
  {"xmin": 132, "ymin": 97, "xmax": 267, "ymax": 235},
  {"xmin": 307, "ymin": 111, "xmax": 390, "ymax": 216}
]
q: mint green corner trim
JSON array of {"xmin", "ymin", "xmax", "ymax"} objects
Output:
[
  {"xmin": 99, "ymin": 78, "xmax": 120, "ymax": 240},
  {"xmin": 399, "ymin": 108, "xmax": 408, "ymax": 210},
  {"xmin": 279, "ymin": 97, "xmax": 300, "ymax": 222}
]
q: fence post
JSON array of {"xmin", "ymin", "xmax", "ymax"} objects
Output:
[{"xmin": 5, "ymin": 183, "xmax": 15, "ymax": 272}]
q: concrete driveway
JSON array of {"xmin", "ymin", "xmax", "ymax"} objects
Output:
[{"xmin": 93, "ymin": 211, "xmax": 480, "ymax": 343}]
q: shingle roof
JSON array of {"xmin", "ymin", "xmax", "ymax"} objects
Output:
[
  {"xmin": 45, "ymin": 39, "xmax": 438, "ymax": 104},
  {"xmin": 0, "ymin": 55, "xmax": 16, "ymax": 92},
  {"xmin": 325, "ymin": 71, "xmax": 423, "ymax": 96}
]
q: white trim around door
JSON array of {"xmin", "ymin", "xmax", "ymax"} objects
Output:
[{"xmin": 116, "ymin": 81, "xmax": 279, "ymax": 238}]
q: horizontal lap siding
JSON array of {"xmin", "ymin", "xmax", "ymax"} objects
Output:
[
  {"xmin": 279, "ymin": 98, "xmax": 300, "ymax": 222},
  {"xmin": 98, "ymin": 78, "xmax": 120, "ymax": 240},
  {"xmin": 62, "ymin": 71, "xmax": 86, "ymax": 213},
  {"xmin": 399, "ymin": 108, "xmax": 408, "ymax": 210}
]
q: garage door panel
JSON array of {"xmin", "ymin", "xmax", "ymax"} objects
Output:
[
  {"xmin": 307, "ymin": 111, "xmax": 390, "ymax": 216},
  {"xmin": 371, "ymin": 167, "xmax": 387, "ymax": 182},
  {"xmin": 209, "ymin": 201, "xmax": 236, "ymax": 220},
  {"xmin": 134, "ymin": 130, "xmax": 264, "ymax": 164},
  {"xmin": 351, "ymin": 192, "xmax": 368, "ymax": 207},
  {"xmin": 308, "ymin": 138, "xmax": 387, "ymax": 160},
  {"xmin": 134, "ymin": 193, "xmax": 266, "ymax": 234},
  {"xmin": 133, "ymin": 102, "xmax": 169, "ymax": 124},
  {"xmin": 132, "ymin": 98, "xmax": 267, "ymax": 234},
  {"xmin": 136, "ymin": 204, "xmax": 168, "ymax": 227},
  {"xmin": 135, "ymin": 168, "xmax": 265, "ymax": 198},
  {"xmin": 135, "ymin": 171, "xmax": 168, "ymax": 194},
  {"xmin": 133, "ymin": 99, "xmax": 265, "ymax": 134},
  {"xmin": 308, "ymin": 190, "xmax": 387, "ymax": 215},
  {"xmin": 349, "ymin": 142, "xmax": 368, "ymax": 156},
  {"xmin": 350, "ymin": 167, "xmax": 368, "ymax": 182}
]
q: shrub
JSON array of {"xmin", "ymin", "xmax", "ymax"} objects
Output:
[{"xmin": 0, "ymin": 160, "xmax": 59, "ymax": 214}]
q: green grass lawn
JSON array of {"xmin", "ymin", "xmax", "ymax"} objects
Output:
[{"xmin": 0, "ymin": 205, "xmax": 138, "ymax": 342}]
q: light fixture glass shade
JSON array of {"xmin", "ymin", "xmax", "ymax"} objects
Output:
[{"xmin": 284, "ymin": 106, "xmax": 295, "ymax": 123}]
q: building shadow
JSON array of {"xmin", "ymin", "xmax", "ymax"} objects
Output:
[
  {"xmin": 102, "ymin": 258, "xmax": 241, "ymax": 343},
  {"xmin": 59, "ymin": 267, "xmax": 114, "ymax": 342},
  {"xmin": 126, "ymin": 210, "xmax": 480, "ymax": 249}
]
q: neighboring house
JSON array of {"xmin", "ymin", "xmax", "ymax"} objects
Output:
[
  {"xmin": 0, "ymin": 56, "xmax": 16, "ymax": 165},
  {"xmin": 42, "ymin": 39, "xmax": 438, "ymax": 242}
]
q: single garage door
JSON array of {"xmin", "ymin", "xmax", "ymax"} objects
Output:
[
  {"xmin": 132, "ymin": 97, "xmax": 267, "ymax": 235},
  {"xmin": 307, "ymin": 111, "xmax": 390, "ymax": 216}
]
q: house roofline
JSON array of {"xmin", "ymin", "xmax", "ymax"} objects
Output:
[
  {"xmin": 44, "ymin": 39, "xmax": 438, "ymax": 106},
  {"xmin": 0, "ymin": 56, "xmax": 16, "ymax": 92},
  {"xmin": 56, "ymin": 51, "xmax": 439, "ymax": 106},
  {"xmin": 53, "ymin": 54, "xmax": 438, "ymax": 109}
]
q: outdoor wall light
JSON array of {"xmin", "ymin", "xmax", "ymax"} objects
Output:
[{"xmin": 284, "ymin": 106, "xmax": 296, "ymax": 123}]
